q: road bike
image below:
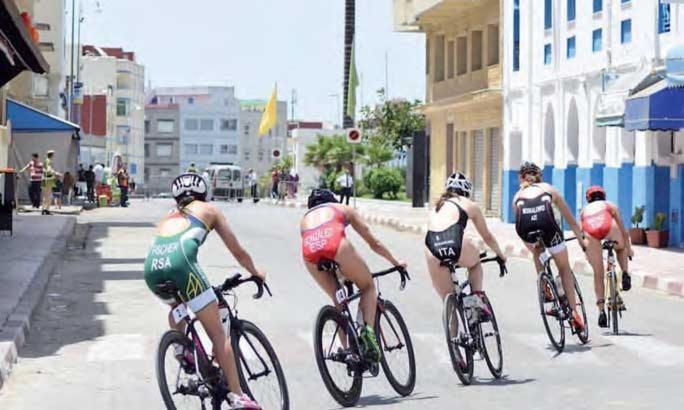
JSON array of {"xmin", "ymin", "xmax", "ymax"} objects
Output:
[
  {"xmin": 313, "ymin": 260, "xmax": 416, "ymax": 407},
  {"xmin": 602, "ymin": 240, "xmax": 627, "ymax": 335},
  {"xmin": 155, "ymin": 274, "xmax": 289, "ymax": 410},
  {"xmin": 442, "ymin": 253, "xmax": 507, "ymax": 385},
  {"xmin": 529, "ymin": 231, "xmax": 589, "ymax": 352}
]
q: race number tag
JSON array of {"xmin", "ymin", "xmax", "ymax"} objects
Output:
[
  {"xmin": 335, "ymin": 288, "xmax": 347, "ymax": 304},
  {"xmin": 539, "ymin": 251, "xmax": 552, "ymax": 265},
  {"xmin": 172, "ymin": 304, "xmax": 189, "ymax": 324}
]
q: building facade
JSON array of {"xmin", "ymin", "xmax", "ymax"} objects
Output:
[
  {"xmin": 143, "ymin": 103, "xmax": 181, "ymax": 195},
  {"xmin": 502, "ymin": 0, "xmax": 684, "ymax": 246},
  {"xmin": 150, "ymin": 87, "xmax": 240, "ymax": 172},
  {"xmin": 239, "ymin": 99, "xmax": 288, "ymax": 177},
  {"xmin": 289, "ymin": 122, "xmax": 341, "ymax": 192},
  {"xmin": 394, "ymin": 0, "xmax": 503, "ymax": 215},
  {"xmin": 80, "ymin": 46, "xmax": 145, "ymax": 182}
]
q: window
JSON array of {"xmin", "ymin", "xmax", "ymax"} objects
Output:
[
  {"xmin": 188, "ymin": 97, "xmax": 195, "ymax": 104},
  {"xmin": 447, "ymin": 40, "xmax": 455, "ymax": 79},
  {"xmin": 434, "ymin": 35, "xmax": 445, "ymax": 82},
  {"xmin": 658, "ymin": 1, "xmax": 671, "ymax": 34},
  {"xmin": 544, "ymin": 44, "xmax": 552, "ymax": 65},
  {"xmin": 116, "ymin": 98, "xmax": 129, "ymax": 116},
  {"xmin": 199, "ymin": 144, "xmax": 213, "ymax": 155},
  {"xmin": 157, "ymin": 119, "xmax": 175, "ymax": 133},
  {"xmin": 144, "ymin": 167, "xmax": 150, "ymax": 183},
  {"xmin": 228, "ymin": 145, "xmax": 238, "ymax": 155},
  {"xmin": 567, "ymin": 0, "xmax": 576, "ymax": 22},
  {"xmin": 185, "ymin": 118, "xmax": 198, "ymax": 130},
  {"xmin": 39, "ymin": 42, "xmax": 54, "ymax": 52},
  {"xmin": 144, "ymin": 143, "xmax": 150, "ymax": 158},
  {"xmin": 160, "ymin": 168, "xmax": 171, "ymax": 177},
  {"xmin": 156, "ymin": 143, "xmax": 173, "ymax": 157},
  {"xmin": 471, "ymin": 30, "xmax": 483, "ymax": 71},
  {"xmin": 220, "ymin": 144, "xmax": 229, "ymax": 154},
  {"xmin": 544, "ymin": 0, "xmax": 552, "ymax": 29},
  {"xmin": 200, "ymin": 119, "xmax": 214, "ymax": 131},
  {"xmin": 244, "ymin": 150, "xmax": 251, "ymax": 160},
  {"xmin": 592, "ymin": 29, "xmax": 602, "ymax": 52},
  {"xmin": 567, "ymin": 36, "xmax": 576, "ymax": 59},
  {"xmin": 258, "ymin": 150, "xmax": 264, "ymax": 161},
  {"xmin": 457, "ymin": 36, "xmax": 468, "ymax": 75},
  {"xmin": 621, "ymin": 19, "xmax": 632, "ymax": 44},
  {"xmin": 35, "ymin": 22, "xmax": 50, "ymax": 30},
  {"xmin": 513, "ymin": 0, "xmax": 520, "ymax": 72},
  {"xmin": 144, "ymin": 120, "xmax": 150, "ymax": 134},
  {"xmin": 184, "ymin": 144, "xmax": 198, "ymax": 155},
  {"xmin": 487, "ymin": 24, "xmax": 499, "ymax": 66},
  {"xmin": 244, "ymin": 124, "xmax": 250, "ymax": 135},
  {"xmin": 593, "ymin": 0, "xmax": 602, "ymax": 13},
  {"xmin": 221, "ymin": 119, "xmax": 238, "ymax": 131}
]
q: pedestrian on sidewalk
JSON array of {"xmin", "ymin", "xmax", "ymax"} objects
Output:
[
  {"xmin": 76, "ymin": 163, "xmax": 86, "ymax": 199},
  {"xmin": 85, "ymin": 165, "xmax": 95, "ymax": 202},
  {"xmin": 117, "ymin": 164, "xmax": 130, "ymax": 207},
  {"xmin": 271, "ymin": 170, "xmax": 278, "ymax": 199},
  {"xmin": 52, "ymin": 176, "xmax": 63, "ymax": 209},
  {"xmin": 187, "ymin": 163, "xmax": 198, "ymax": 173},
  {"xmin": 336, "ymin": 167, "xmax": 354, "ymax": 205},
  {"xmin": 248, "ymin": 169, "xmax": 259, "ymax": 203},
  {"xmin": 41, "ymin": 150, "xmax": 61, "ymax": 215},
  {"xmin": 62, "ymin": 171, "xmax": 75, "ymax": 206},
  {"xmin": 18, "ymin": 153, "xmax": 43, "ymax": 208}
]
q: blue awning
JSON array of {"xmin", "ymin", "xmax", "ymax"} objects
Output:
[
  {"xmin": 624, "ymin": 80, "xmax": 684, "ymax": 131},
  {"xmin": 7, "ymin": 99, "xmax": 80, "ymax": 134}
]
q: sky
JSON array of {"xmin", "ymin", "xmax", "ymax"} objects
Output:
[{"xmin": 77, "ymin": 0, "xmax": 426, "ymax": 124}]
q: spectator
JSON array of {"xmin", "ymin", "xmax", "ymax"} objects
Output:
[
  {"xmin": 248, "ymin": 169, "xmax": 258, "ymax": 203},
  {"xmin": 93, "ymin": 163, "xmax": 104, "ymax": 186},
  {"xmin": 271, "ymin": 170, "xmax": 278, "ymax": 199},
  {"xmin": 19, "ymin": 153, "xmax": 43, "ymax": 208},
  {"xmin": 117, "ymin": 164, "xmax": 130, "ymax": 207},
  {"xmin": 42, "ymin": 150, "xmax": 61, "ymax": 215},
  {"xmin": 76, "ymin": 163, "xmax": 86, "ymax": 198},
  {"xmin": 129, "ymin": 178, "xmax": 137, "ymax": 194},
  {"xmin": 85, "ymin": 165, "xmax": 96, "ymax": 202},
  {"xmin": 187, "ymin": 163, "xmax": 198, "ymax": 173},
  {"xmin": 62, "ymin": 171, "xmax": 75, "ymax": 206},
  {"xmin": 278, "ymin": 170, "xmax": 287, "ymax": 200},
  {"xmin": 336, "ymin": 167, "xmax": 354, "ymax": 205},
  {"xmin": 53, "ymin": 176, "xmax": 63, "ymax": 209}
]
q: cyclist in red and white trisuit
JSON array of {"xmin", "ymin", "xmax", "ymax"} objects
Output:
[{"xmin": 580, "ymin": 186, "xmax": 634, "ymax": 328}]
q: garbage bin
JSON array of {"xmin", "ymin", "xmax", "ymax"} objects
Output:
[
  {"xmin": 98, "ymin": 194, "xmax": 108, "ymax": 208},
  {"xmin": 0, "ymin": 168, "xmax": 16, "ymax": 235}
]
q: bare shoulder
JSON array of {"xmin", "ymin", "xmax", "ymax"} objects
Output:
[
  {"xmin": 188, "ymin": 201, "xmax": 219, "ymax": 227},
  {"xmin": 460, "ymin": 197, "xmax": 482, "ymax": 218}
]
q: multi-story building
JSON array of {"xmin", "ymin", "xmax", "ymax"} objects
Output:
[
  {"xmin": 80, "ymin": 46, "xmax": 145, "ymax": 182},
  {"xmin": 7, "ymin": 0, "xmax": 66, "ymax": 118},
  {"xmin": 150, "ymin": 87, "xmax": 240, "ymax": 172},
  {"xmin": 393, "ymin": 0, "xmax": 503, "ymax": 216},
  {"xmin": 143, "ymin": 103, "xmax": 181, "ymax": 195},
  {"xmin": 289, "ymin": 121, "xmax": 340, "ymax": 192},
  {"xmin": 502, "ymin": 0, "xmax": 684, "ymax": 246},
  {"xmin": 239, "ymin": 99, "xmax": 288, "ymax": 177}
]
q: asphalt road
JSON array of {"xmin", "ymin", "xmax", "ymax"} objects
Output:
[{"xmin": 0, "ymin": 199, "xmax": 683, "ymax": 410}]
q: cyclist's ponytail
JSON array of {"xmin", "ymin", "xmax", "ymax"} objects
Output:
[
  {"xmin": 435, "ymin": 191, "xmax": 458, "ymax": 212},
  {"xmin": 176, "ymin": 195, "xmax": 195, "ymax": 213}
]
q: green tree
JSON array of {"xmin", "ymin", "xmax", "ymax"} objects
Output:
[
  {"xmin": 359, "ymin": 88, "xmax": 425, "ymax": 150},
  {"xmin": 270, "ymin": 154, "xmax": 294, "ymax": 173},
  {"xmin": 304, "ymin": 134, "xmax": 365, "ymax": 171}
]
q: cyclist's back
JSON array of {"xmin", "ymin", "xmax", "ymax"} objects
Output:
[
  {"xmin": 301, "ymin": 202, "xmax": 349, "ymax": 264},
  {"xmin": 425, "ymin": 197, "xmax": 469, "ymax": 261},
  {"xmin": 514, "ymin": 182, "xmax": 564, "ymax": 252}
]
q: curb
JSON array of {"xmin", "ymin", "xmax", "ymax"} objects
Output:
[
  {"xmin": 0, "ymin": 217, "xmax": 76, "ymax": 389},
  {"xmin": 265, "ymin": 200, "xmax": 684, "ymax": 298}
]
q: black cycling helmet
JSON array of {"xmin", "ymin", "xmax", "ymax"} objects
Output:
[
  {"xmin": 445, "ymin": 172, "xmax": 473, "ymax": 198},
  {"xmin": 171, "ymin": 173, "xmax": 208, "ymax": 203},
  {"xmin": 307, "ymin": 188, "xmax": 338, "ymax": 209},
  {"xmin": 519, "ymin": 161, "xmax": 542, "ymax": 177}
]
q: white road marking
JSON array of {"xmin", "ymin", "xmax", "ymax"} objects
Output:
[
  {"xmin": 512, "ymin": 333, "xmax": 608, "ymax": 366},
  {"xmin": 602, "ymin": 335, "xmax": 684, "ymax": 367},
  {"xmin": 87, "ymin": 334, "xmax": 146, "ymax": 362}
]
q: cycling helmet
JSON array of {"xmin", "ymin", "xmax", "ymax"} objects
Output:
[
  {"xmin": 445, "ymin": 172, "xmax": 473, "ymax": 198},
  {"xmin": 519, "ymin": 161, "xmax": 542, "ymax": 177},
  {"xmin": 171, "ymin": 173, "xmax": 208, "ymax": 202},
  {"xmin": 586, "ymin": 185, "xmax": 606, "ymax": 203},
  {"xmin": 307, "ymin": 188, "xmax": 338, "ymax": 209}
]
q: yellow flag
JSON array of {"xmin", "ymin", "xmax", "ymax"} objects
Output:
[{"xmin": 258, "ymin": 85, "xmax": 277, "ymax": 137}]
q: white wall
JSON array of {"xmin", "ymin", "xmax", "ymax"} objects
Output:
[{"xmin": 290, "ymin": 128, "xmax": 341, "ymax": 191}]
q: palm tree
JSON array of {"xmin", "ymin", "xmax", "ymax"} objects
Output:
[{"xmin": 343, "ymin": 0, "xmax": 355, "ymax": 129}]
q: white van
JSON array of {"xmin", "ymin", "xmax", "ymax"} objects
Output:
[{"xmin": 206, "ymin": 165, "xmax": 244, "ymax": 201}]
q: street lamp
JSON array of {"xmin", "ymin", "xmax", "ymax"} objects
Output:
[{"xmin": 328, "ymin": 93, "xmax": 340, "ymax": 128}]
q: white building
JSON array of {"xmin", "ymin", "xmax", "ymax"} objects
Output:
[
  {"xmin": 238, "ymin": 99, "xmax": 288, "ymax": 177},
  {"xmin": 502, "ymin": 0, "xmax": 684, "ymax": 246},
  {"xmin": 150, "ymin": 87, "xmax": 240, "ymax": 172},
  {"xmin": 289, "ymin": 122, "xmax": 343, "ymax": 191},
  {"xmin": 80, "ymin": 46, "xmax": 145, "ymax": 181}
]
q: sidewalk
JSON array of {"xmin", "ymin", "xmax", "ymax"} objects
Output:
[
  {"xmin": 269, "ymin": 197, "xmax": 684, "ymax": 297},
  {"xmin": 0, "ymin": 215, "xmax": 76, "ymax": 388},
  {"xmin": 18, "ymin": 205, "xmax": 83, "ymax": 215}
]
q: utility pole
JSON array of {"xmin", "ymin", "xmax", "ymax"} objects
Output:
[
  {"xmin": 290, "ymin": 89, "xmax": 297, "ymax": 121},
  {"xmin": 342, "ymin": 0, "xmax": 355, "ymax": 129},
  {"xmin": 68, "ymin": 0, "xmax": 76, "ymax": 121}
]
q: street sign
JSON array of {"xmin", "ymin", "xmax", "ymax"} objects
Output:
[
  {"xmin": 346, "ymin": 128, "xmax": 362, "ymax": 144},
  {"xmin": 271, "ymin": 148, "xmax": 282, "ymax": 159}
]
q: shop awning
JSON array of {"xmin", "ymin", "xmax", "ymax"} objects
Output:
[
  {"xmin": 595, "ymin": 65, "xmax": 654, "ymax": 127},
  {"xmin": 7, "ymin": 99, "xmax": 80, "ymax": 135},
  {"xmin": 0, "ymin": 0, "xmax": 49, "ymax": 87},
  {"xmin": 624, "ymin": 80, "xmax": 684, "ymax": 131}
]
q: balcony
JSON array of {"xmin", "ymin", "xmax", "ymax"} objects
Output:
[
  {"xmin": 394, "ymin": 0, "xmax": 492, "ymax": 32},
  {"xmin": 430, "ymin": 64, "xmax": 501, "ymax": 104}
]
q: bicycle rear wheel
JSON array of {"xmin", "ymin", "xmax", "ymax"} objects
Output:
[
  {"xmin": 538, "ymin": 273, "xmax": 565, "ymax": 352},
  {"xmin": 608, "ymin": 272, "xmax": 619, "ymax": 335},
  {"xmin": 313, "ymin": 305, "xmax": 362, "ymax": 407},
  {"xmin": 478, "ymin": 294, "xmax": 503, "ymax": 379},
  {"xmin": 375, "ymin": 300, "xmax": 416, "ymax": 396},
  {"xmin": 572, "ymin": 274, "xmax": 589, "ymax": 344},
  {"xmin": 443, "ymin": 293, "xmax": 474, "ymax": 385},
  {"xmin": 156, "ymin": 330, "xmax": 205, "ymax": 410},
  {"xmin": 232, "ymin": 320, "xmax": 290, "ymax": 410}
]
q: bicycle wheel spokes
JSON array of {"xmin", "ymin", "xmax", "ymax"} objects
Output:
[
  {"xmin": 573, "ymin": 275, "xmax": 590, "ymax": 344},
  {"xmin": 538, "ymin": 275, "xmax": 565, "ymax": 352},
  {"xmin": 443, "ymin": 294, "xmax": 473, "ymax": 385},
  {"xmin": 376, "ymin": 301, "xmax": 416, "ymax": 396},
  {"xmin": 609, "ymin": 273, "xmax": 620, "ymax": 335},
  {"xmin": 157, "ymin": 331, "xmax": 204, "ymax": 410},
  {"xmin": 478, "ymin": 297, "xmax": 503, "ymax": 378}
]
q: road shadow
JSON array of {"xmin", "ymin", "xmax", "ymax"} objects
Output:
[
  {"xmin": 601, "ymin": 331, "xmax": 653, "ymax": 337},
  {"xmin": 472, "ymin": 376, "xmax": 536, "ymax": 386},
  {"xmin": 329, "ymin": 392, "xmax": 439, "ymax": 409}
]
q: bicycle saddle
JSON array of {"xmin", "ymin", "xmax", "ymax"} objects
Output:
[
  {"xmin": 439, "ymin": 259, "xmax": 459, "ymax": 268},
  {"xmin": 602, "ymin": 240, "xmax": 619, "ymax": 250},
  {"xmin": 318, "ymin": 259, "xmax": 339, "ymax": 273},
  {"xmin": 156, "ymin": 280, "xmax": 179, "ymax": 295},
  {"xmin": 526, "ymin": 230, "xmax": 544, "ymax": 243}
]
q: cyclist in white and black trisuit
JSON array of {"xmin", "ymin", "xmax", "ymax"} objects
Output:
[{"xmin": 513, "ymin": 162, "xmax": 588, "ymax": 333}]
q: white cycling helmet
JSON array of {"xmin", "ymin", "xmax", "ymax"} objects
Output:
[
  {"xmin": 171, "ymin": 173, "xmax": 208, "ymax": 202},
  {"xmin": 445, "ymin": 172, "xmax": 473, "ymax": 198}
]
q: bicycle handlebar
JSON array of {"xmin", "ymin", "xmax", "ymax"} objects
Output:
[
  {"xmin": 481, "ymin": 254, "xmax": 508, "ymax": 278},
  {"xmin": 372, "ymin": 266, "xmax": 411, "ymax": 291},
  {"xmin": 220, "ymin": 274, "xmax": 272, "ymax": 299}
]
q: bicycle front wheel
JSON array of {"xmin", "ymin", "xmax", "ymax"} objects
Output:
[
  {"xmin": 232, "ymin": 320, "xmax": 290, "ymax": 410},
  {"xmin": 375, "ymin": 300, "xmax": 416, "ymax": 396},
  {"xmin": 538, "ymin": 274, "xmax": 565, "ymax": 352},
  {"xmin": 156, "ymin": 330, "xmax": 204, "ymax": 410},
  {"xmin": 573, "ymin": 274, "xmax": 590, "ymax": 344},
  {"xmin": 608, "ymin": 272, "xmax": 619, "ymax": 335},
  {"xmin": 313, "ymin": 305, "xmax": 362, "ymax": 407},
  {"xmin": 443, "ymin": 293, "xmax": 474, "ymax": 385},
  {"xmin": 478, "ymin": 294, "xmax": 503, "ymax": 379}
]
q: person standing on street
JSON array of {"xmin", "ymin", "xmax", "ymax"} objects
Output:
[
  {"xmin": 187, "ymin": 163, "xmax": 198, "ymax": 173},
  {"xmin": 62, "ymin": 171, "xmax": 75, "ymax": 206},
  {"xmin": 19, "ymin": 153, "xmax": 43, "ymax": 208},
  {"xmin": 271, "ymin": 170, "xmax": 278, "ymax": 199},
  {"xmin": 77, "ymin": 163, "xmax": 86, "ymax": 198},
  {"xmin": 85, "ymin": 165, "xmax": 96, "ymax": 202},
  {"xmin": 336, "ymin": 167, "xmax": 354, "ymax": 205},
  {"xmin": 248, "ymin": 169, "xmax": 259, "ymax": 203},
  {"xmin": 41, "ymin": 150, "xmax": 61, "ymax": 215},
  {"xmin": 117, "ymin": 164, "xmax": 130, "ymax": 207}
]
